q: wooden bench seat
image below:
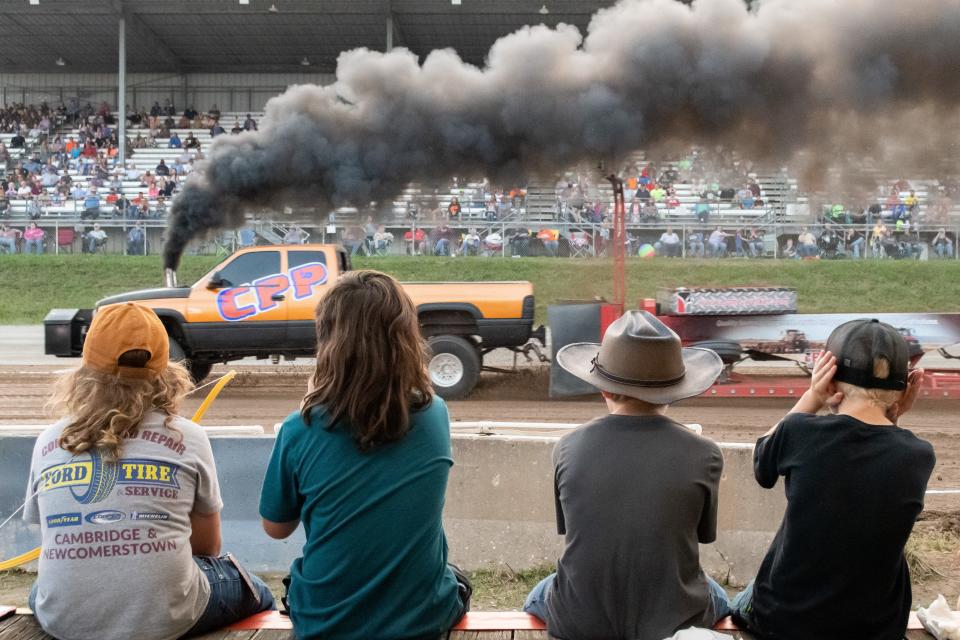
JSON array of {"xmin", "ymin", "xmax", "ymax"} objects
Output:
[{"xmin": 0, "ymin": 609, "xmax": 935, "ymax": 639}]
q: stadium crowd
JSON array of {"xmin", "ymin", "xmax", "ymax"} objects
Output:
[{"xmin": 0, "ymin": 101, "xmax": 957, "ymax": 258}]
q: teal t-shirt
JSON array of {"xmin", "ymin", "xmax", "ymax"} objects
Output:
[{"xmin": 259, "ymin": 397, "xmax": 461, "ymax": 640}]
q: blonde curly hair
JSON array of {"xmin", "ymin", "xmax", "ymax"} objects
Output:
[{"xmin": 48, "ymin": 350, "xmax": 194, "ymax": 460}]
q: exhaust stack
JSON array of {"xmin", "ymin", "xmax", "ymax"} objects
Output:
[{"xmin": 164, "ymin": 268, "xmax": 178, "ymax": 288}]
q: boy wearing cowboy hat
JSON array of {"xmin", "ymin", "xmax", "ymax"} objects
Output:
[{"xmin": 523, "ymin": 310, "xmax": 729, "ymax": 639}]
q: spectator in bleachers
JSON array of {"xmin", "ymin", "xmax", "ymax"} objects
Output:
[
  {"xmin": 230, "ymin": 120, "xmax": 244, "ymax": 135},
  {"xmin": 373, "ymin": 225, "xmax": 394, "ymax": 255},
  {"xmin": 237, "ymin": 225, "xmax": 257, "ymax": 249},
  {"xmin": 688, "ymin": 229, "xmax": 705, "ymax": 257},
  {"xmin": 26, "ymin": 195, "xmax": 42, "ymax": 220},
  {"xmin": 23, "ymin": 222, "xmax": 44, "ymax": 254},
  {"xmin": 127, "ymin": 221, "xmax": 146, "ymax": 255},
  {"xmin": 933, "ymin": 229, "xmax": 954, "ymax": 258},
  {"xmin": 734, "ymin": 227, "xmax": 749, "ymax": 257},
  {"xmin": 10, "ymin": 132, "xmax": 25, "ymax": 148},
  {"xmin": 184, "ymin": 132, "xmax": 201, "ymax": 150},
  {"xmin": 871, "ymin": 221, "xmax": 888, "ymax": 258},
  {"xmin": 209, "ymin": 104, "xmax": 221, "ymax": 119},
  {"xmin": 846, "ymin": 227, "xmax": 866, "ymax": 259},
  {"xmin": 781, "ymin": 238, "xmax": 797, "ymax": 259},
  {"xmin": 432, "ymin": 223, "xmax": 456, "ymax": 256},
  {"xmin": 0, "ymin": 223, "xmax": 20, "ymax": 253},
  {"xmin": 40, "ymin": 164, "xmax": 58, "ymax": 188},
  {"xmin": 447, "ymin": 197, "xmax": 461, "ymax": 220},
  {"xmin": 641, "ymin": 201, "xmax": 659, "ymax": 222},
  {"xmin": 655, "ymin": 227, "xmax": 681, "ymax": 258},
  {"xmin": 168, "ymin": 131, "xmax": 182, "ymax": 149},
  {"xmin": 819, "ymin": 226, "xmax": 841, "ymax": 258},
  {"xmin": 749, "ymin": 228, "xmax": 765, "ymax": 257},
  {"xmin": 210, "ymin": 120, "xmax": 226, "ymax": 137},
  {"xmin": 461, "ymin": 227, "xmax": 480, "ymax": 256},
  {"xmin": 904, "ymin": 189, "xmax": 919, "ymax": 214},
  {"xmin": 243, "ymin": 113, "xmax": 258, "ymax": 131},
  {"xmin": 161, "ymin": 178, "xmax": 176, "ymax": 198},
  {"xmin": 148, "ymin": 101, "xmax": 162, "ymax": 128},
  {"xmin": 84, "ymin": 224, "xmax": 107, "ymax": 253},
  {"xmin": 649, "ymin": 184, "xmax": 666, "ymax": 203},
  {"xmin": 156, "ymin": 159, "xmax": 170, "ymax": 177},
  {"xmin": 634, "ymin": 183, "xmax": 651, "ymax": 202},
  {"xmin": 82, "ymin": 188, "xmax": 101, "ymax": 220},
  {"xmin": 537, "ymin": 228, "xmax": 560, "ymax": 257},
  {"xmin": 695, "ymin": 195, "xmax": 711, "ymax": 224},
  {"xmin": 737, "ymin": 185, "xmax": 755, "ymax": 209},
  {"xmin": 363, "ymin": 215, "xmax": 378, "ymax": 253},
  {"xmin": 797, "ymin": 227, "xmax": 819, "ymax": 258},
  {"xmin": 708, "ymin": 226, "xmax": 729, "ymax": 257},
  {"xmin": 342, "ymin": 224, "xmax": 365, "ymax": 255},
  {"xmin": 131, "ymin": 192, "xmax": 147, "ymax": 218},
  {"xmin": 184, "ymin": 105, "xmax": 198, "ymax": 121},
  {"xmin": 403, "ymin": 227, "xmax": 427, "ymax": 255}
]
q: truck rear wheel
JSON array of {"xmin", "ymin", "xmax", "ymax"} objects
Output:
[
  {"xmin": 168, "ymin": 337, "xmax": 213, "ymax": 384},
  {"xmin": 427, "ymin": 336, "xmax": 481, "ymax": 400}
]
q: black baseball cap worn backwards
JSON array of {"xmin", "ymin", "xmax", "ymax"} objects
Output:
[{"xmin": 825, "ymin": 318, "xmax": 909, "ymax": 391}]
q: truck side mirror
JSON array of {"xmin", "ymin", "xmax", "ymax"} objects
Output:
[{"xmin": 206, "ymin": 271, "xmax": 226, "ymax": 290}]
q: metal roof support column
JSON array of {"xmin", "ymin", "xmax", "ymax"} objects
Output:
[{"xmin": 118, "ymin": 15, "xmax": 126, "ymax": 168}]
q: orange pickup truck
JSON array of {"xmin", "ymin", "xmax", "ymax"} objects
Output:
[{"xmin": 45, "ymin": 244, "xmax": 545, "ymax": 399}]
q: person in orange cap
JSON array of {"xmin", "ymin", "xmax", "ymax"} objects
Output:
[{"xmin": 23, "ymin": 302, "xmax": 274, "ymax": 640}]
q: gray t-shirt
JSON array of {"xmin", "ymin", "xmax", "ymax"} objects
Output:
[
  {"xmin": 24, "ymin": 412, "xmax": 223, "ymax": 640},
  {"xmin": 545, "ymin": 414, "xmax": 723, "ymax": 640}
]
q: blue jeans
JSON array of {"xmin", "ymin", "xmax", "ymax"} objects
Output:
[
  {"xmin": 25, "ymin": 239, "xmax": 44, "ymax": 254},
  {"xmin": 523, "ymin": 572, "xmax": 731, "ymax": 626},
  {"xmin": 850, "ymin": 237, "xmax": 865, "ymax": 259},
  {"xmin": 181, "ymin": 554, "xmax": 276, "ymax": 637},
  {"xmin": 936, "ymin": 243, "xmax": 954, "ymax": 258},
  {"xmin": 730, "ymin": 580, "xmax": 755, "ymax": 627}
]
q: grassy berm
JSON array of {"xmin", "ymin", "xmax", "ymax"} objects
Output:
[{"xmin": 1, "ymin": 254, "xmax": 959, "ymax": 325}]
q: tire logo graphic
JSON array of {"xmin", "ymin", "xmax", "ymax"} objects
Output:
[
  {"xmin": 70, "ymin": 450, "xmax": 119, "ymax": 505},
  {"xmin": 85, "ymin": 510, "xmax": 125, "ymax": 524}
]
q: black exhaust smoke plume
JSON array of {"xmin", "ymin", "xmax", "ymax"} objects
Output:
[{"xmin": 164, "ymin": 0, "xmax": 960, "ymax": 269}]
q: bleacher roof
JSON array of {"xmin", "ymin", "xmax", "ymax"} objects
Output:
[{"xmin": 0, "ymin": 0, "xmax": 619, "ymax": 74}]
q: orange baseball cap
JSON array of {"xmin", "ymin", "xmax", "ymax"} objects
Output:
[{"xmin": 82, "ymin": 303, "xmax": 169, "ymax": 380}]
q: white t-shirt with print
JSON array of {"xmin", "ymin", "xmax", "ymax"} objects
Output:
[{"xmin": 24, "ymin": 412, "xmax": 223, "ymax": 640}]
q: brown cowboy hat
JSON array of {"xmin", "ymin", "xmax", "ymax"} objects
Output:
[{"xmin": 556, "ymin": 310, "xmax": 723, "ymax": 404}]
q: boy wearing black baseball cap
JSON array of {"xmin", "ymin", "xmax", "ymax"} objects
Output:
[{"xmin": 732, "ymin": 319, "xmax": 935, "ymax": 640}]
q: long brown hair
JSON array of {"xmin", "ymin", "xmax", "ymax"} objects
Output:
[
  {"xmin": 301, "ymin": 270, "xmax": 433, "ymax": 450},
  {"xmin": 49, "ymin": 351, "xmax": 193, "ymax": 459}
]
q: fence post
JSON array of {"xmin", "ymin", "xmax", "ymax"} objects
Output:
[{"xmin": 54, "ymin": 220, "xmax": 59, "ymax": 255}]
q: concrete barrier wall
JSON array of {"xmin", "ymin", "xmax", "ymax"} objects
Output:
[{"xmin": 0, "ymin": 433, "xmax": 785, "ymax": 585}]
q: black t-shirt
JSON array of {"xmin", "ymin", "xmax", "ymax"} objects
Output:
[
  {"xmin": 747, "ymin": 413, "xmax": 935, "ymax": 640},
  {"xmin": 546, "ymin": 415, "xmax": 722, "ymax": 640}
]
